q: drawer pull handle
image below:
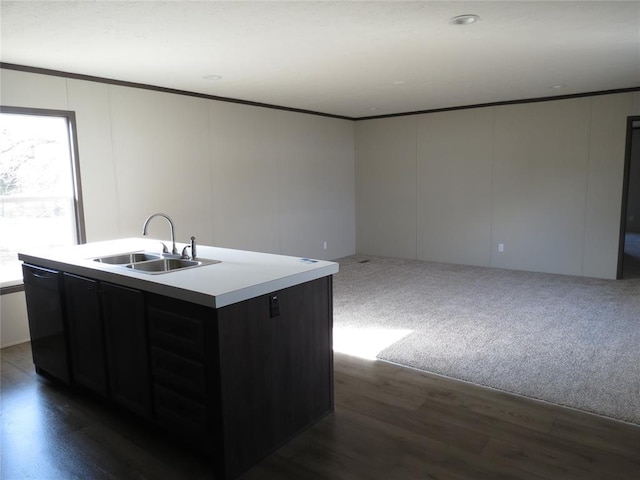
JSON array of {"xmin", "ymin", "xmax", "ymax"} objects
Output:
[{"xmin": 31, "ymin": 271, "xmax": 56, "ymax": 279}]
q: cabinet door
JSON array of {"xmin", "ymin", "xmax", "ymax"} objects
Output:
[
  {"xmin": 101, "ymin": 282, "xmax": 152, "ymax": 418},
  {"xmin": 22, "ymin": 264, "xmax": 71, "ymax": 384},
  {"xmin": 64, "ymin": 273, "xmax": 108, "ymax": 396}
]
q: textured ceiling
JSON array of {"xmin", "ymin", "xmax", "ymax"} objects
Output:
[{"xmin": 1, "ymin": 1, "xmax": 639, "ymax": 118}]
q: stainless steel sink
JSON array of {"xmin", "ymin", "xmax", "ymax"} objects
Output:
[
  {"xmin": 125, "ymin": 257, "xmax": 221, "ymax": 274},
  {"xmin": 94, "ymin": 252, "xmax": 161, "ymax": 265},
  {"xmin": 93, "ymin": 250, "xmax": 220, "ymax": 274}
]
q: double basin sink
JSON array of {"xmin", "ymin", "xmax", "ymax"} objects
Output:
[{"xmin": 93, "ymin": 251, "xmax": 220, "ymax": 274}]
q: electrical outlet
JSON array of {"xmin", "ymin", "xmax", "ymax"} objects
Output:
[
  {"xmin": 323, "ymin": 241, "xmax": 327, "ymax": 250},
  {"xmin": 498, "ymin": 243, "xmax": 504, "ymax": 253}
]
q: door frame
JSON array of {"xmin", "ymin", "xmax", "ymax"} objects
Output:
[{"xmin": 617, "ymin": 115, "xmax": 640, "ymax": 279}]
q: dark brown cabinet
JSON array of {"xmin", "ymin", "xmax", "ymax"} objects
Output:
[
  {"xmin": 147, "ymin": 294, "xmax": 217, "ymax": 441},
  {"xmin": 23, "ymin": 263, "xmax": 333, "ymax": 480},
  {"xmin": 217, "ymin": 277, "xmax": 333, "ymax": 479},
  {"xmin": 101, "ymin": 282, "xmax": 152, "ymax": 419},
  {"xmin": 148, "ymin": 278, "xmax": 334, "ymax": 479},
  {"xmin": 64, "ymin": 274, "xmax": 150, "ymax": 416},
  {"xmin": 64, "ymin": 273, "xmax": 108, "ymax": 396},
  {"xmin": 22, "ymin": 264, "xmax": 71, "ymax": 384}
]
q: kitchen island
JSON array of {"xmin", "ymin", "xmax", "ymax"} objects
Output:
[{"xmin": 19, "ymin": 238, "xmax": 338, "ymax": 480}]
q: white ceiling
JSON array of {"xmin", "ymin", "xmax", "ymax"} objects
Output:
[{"xmin": 1, "ymin": 1, "xmax": 639, "ymax": 119}]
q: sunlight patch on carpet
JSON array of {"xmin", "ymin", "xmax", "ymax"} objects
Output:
[{"xmin": 333, "ymin": 327, "xmax": 413, "ymax": 360}]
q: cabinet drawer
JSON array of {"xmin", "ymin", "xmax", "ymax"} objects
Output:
[
  {"xmin": 148, "ymin": 307, "xmax": 205, "ymax": 357},
  {"xmin": 150, "ymin": 347, "xmax": 206, "ymax": 397},
  {"xmin": 154, "ymin": 384, "xmax": 208, "ymax": 437}
]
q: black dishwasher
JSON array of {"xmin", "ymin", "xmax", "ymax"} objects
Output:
[{"xmin": 22, "ymin": 264, "xmax": 71, "ymax": 384}]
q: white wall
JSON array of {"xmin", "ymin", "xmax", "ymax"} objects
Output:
[
  {"xmin": 632, "ymin": 92, "xmax": 640, "ymax": 115},
  {"xmin": 1, "ymin": 66, "xmax": 636, "ymax": 347},
  {"xmin": 417, "ymin": 107, "xmax": 494, "ymax": 267},
  {"xmin": 0, "ymin": 292, "xmax": 29, "ymax": 347},
  {"xmin": 491, "ymin": 99, "xmax": 591, "ymax": 276},
  {"xmin": 0, "ymin": 68, "xmax": 356, "ymax": 347},
  {"xmin": 583, "ymin": 94, "xmax": 635, "ymax": 276},
  {"xmin": 356, "ymin": 116, "xmax": 417, "ymax": 259},
  {"xmin": 356, "ymin": 93, "xmax": 635, "ymax": 279}
]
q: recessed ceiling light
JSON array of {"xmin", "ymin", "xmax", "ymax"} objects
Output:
[
  {"xmin": 449, "ymin": 14, "xmax": 480, "ymax": 25},
  {"xmin": 392, "ymin": 80, "xmax": 406, "ymax": 86},
  {"xmin": 203, "ymin": 75, "xmax": 222, "ymax": 80},
  {"xmin": 550, "ymin": 84, "xmax": 567, "ymax": 89}
]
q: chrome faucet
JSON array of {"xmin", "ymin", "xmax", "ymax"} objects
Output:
[{"xmin": 142, "ymin": 213, "xmax": 178, "ymax": 255}]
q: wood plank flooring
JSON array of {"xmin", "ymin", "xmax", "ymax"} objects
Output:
[{"xmin": 2, "ymin": 342, "xmax": 639, "ymax": 479}]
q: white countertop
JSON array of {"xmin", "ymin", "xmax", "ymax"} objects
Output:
[{"xmin": 18, "ymin": 238, "xmax": 338, "ymax": 308}]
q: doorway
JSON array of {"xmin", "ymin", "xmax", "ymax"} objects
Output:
[{"xmin": 618, "ymin": 116, "xmax": 640, "ymax": 279}]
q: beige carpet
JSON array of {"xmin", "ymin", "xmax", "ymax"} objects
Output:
[{"xmin": 333, "ymin": 255, "xmax": 640, "ymax": 425}]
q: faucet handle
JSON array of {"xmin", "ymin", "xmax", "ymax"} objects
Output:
[
  {"xmin": 190, "ymin": 236, "xmax": 197, "ymax": 260},
  {"xmin": 160, "ymin": 242, "xmax": 169, "ymax": 254},
  {"xmin": 181, "ymin": 245, "xmax": 191, "ymax": 260}
]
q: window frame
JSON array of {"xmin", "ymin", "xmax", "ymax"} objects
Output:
[{"xmin": 0, "ymin": 105, "xmax": 86, "ymax": 293}]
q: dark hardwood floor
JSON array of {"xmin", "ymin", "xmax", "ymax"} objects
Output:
[{"xmin": 2, "ymin": 342, "xmax": 639, "ymax": 479}]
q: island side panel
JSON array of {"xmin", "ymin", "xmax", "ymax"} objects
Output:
[{"xmin": 216, "ymin": 276, "xmax": 334, "ymax": 479}]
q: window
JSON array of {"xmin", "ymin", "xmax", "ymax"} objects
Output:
[{"xmin": 0, "ymin": 107, "xmax": 85, "ymax": 287}]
